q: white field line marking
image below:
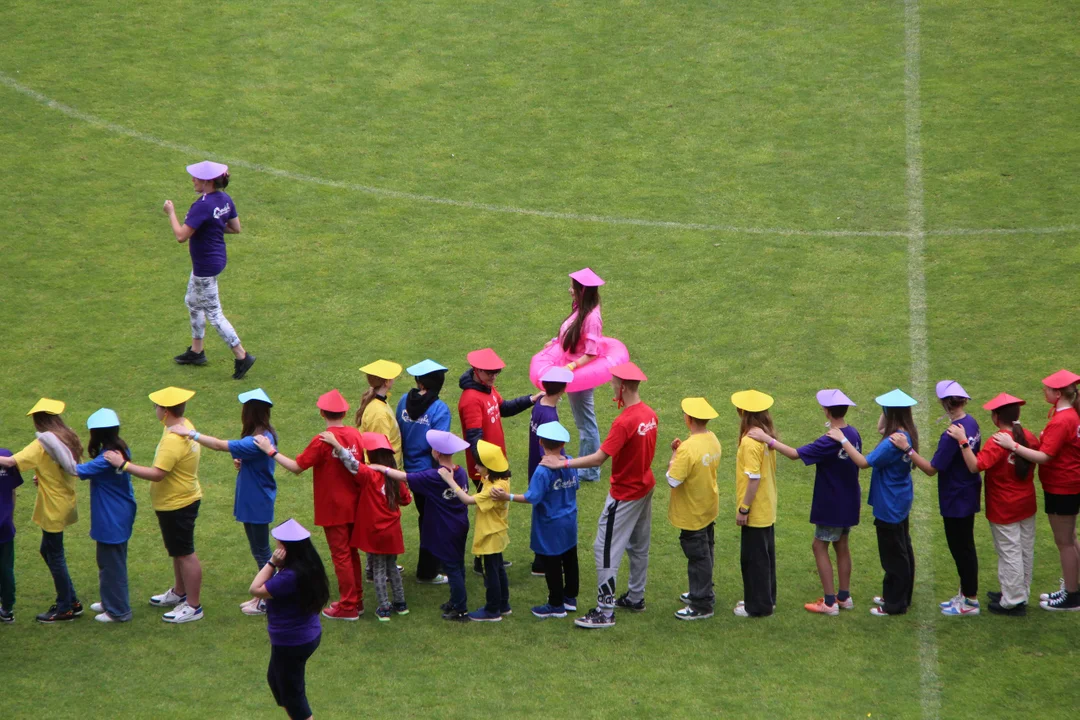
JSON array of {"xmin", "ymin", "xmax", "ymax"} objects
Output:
[
  {"xmin": 903, "ymin": 2, "xmax": 941, "ymax": 719},
  {"xmin": 1, "ymin": 72, "xmax": 1075, "ymax": 241}
]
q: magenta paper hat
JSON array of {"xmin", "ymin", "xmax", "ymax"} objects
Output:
[
  {"xmin": 569, "ymin": 267, "xmax": 605, "ymax": 287},
  {"xmin": 426, "ymin": 429, "xmax": 470, "ymax": 455},
  {"xmin": 271, "ymin": 518, "xmax": 310, "ymax": 542},
  {"xmin": 935, "ymin": 380, "xmax": 970, "ymax": 399},
  {"xmin": 186, "ymin": 160, "xmax": 229, "ymax": 180},
  {"xmin": 816, "ymin": 389, "xmax": 856, "ymax": 407},
  {"xmin": 540, "ymin": 367, "xmax": 574, "ymax": 384}
]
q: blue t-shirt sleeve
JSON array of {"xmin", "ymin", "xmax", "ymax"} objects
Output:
[
  {"xmin": 264, "ymin": 568, "xmax": 297, "ymax": 599},
  {"xmin": 228, "ymin": 436, "xmax": 268, "ymax": 461},
  {"xmin": 930, "ymin": 429, "xmax": 957, "ymax": 470},
  {"xmin": 75, "ymin": 455, "xmax": 114, "ymax": 479},
  {"xmin": 796, "ymin": 436, "xmax": 836, "ymax": 466},
  {"xmin": 184, "ymin": 197, "xmax": 211, "ymax": 230},
  {"xmin": 866, "ymin": 437, "xmax": 903, "ymax": 468},
  {"xmin": 432, "ymin": 403, "xmax": 451, "ymax": 432},
  {"xmin": 524, "ymin": 468, "xmax": 549, "ymax": 504}
]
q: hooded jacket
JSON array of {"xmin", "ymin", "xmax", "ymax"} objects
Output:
[{"xmin": 457, "ymin": 369, "xmax": 534, "ymax": 481}]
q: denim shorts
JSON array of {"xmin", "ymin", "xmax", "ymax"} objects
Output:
[{"xmin": 814, "ymin": 524, "xmax": 851, "ymax": 543}]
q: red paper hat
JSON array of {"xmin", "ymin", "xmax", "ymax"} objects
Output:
[
  {"xmin": 610, "ymin": 362, "xmax": 647, "ymax": 382},
  {"xmin": 360, "ymin": 432, "xmax": 392, "ymax": 452},
  {"xmin": 982, "ymin": 393, "xmax": 1026, "ymax": 411},
  {"xmin": 316, "ymin": 389, "xmax": 349, "ymax": 413},
  {"xmin": 1043, "ymin": 369, "xmax": 1080, "ymax": 389},
  {"xmin": 466, "ymin": 348, "xmax": 506, "ymax": 371}
]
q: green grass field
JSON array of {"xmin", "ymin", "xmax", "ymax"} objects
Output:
[{"xmin": 2, "ymin": 1, "xmax": 1078, "ymax": 718}]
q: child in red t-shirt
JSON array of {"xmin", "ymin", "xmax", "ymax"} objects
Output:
[{"xmin": 255, "ymin": 390, "xmax": 365, "ymax": 620}]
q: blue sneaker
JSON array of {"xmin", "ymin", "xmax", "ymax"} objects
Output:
[
  {"xmin": 468, "ymin": 608, "xmax": 502, "ymax": 622},
  {"xmin": 563, "ymin": 597, "xmax": 577, "ymax": 611},
  {"xmin": 939, "ymin": 591, "xmax": 961, "ymax": 609},
  {"xmin": 941, "ymin": 597, "xmax": 980, "ymax": 616},
  {"xmin": 531, "ymin": 604, "xmax": 567, "ymax": 619}
]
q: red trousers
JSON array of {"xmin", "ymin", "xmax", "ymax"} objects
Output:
[{"xmin": 323, "ymin": 524, "xmax": 364, "ymax": 611}]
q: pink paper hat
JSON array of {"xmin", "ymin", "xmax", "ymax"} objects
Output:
[
  {"xmin": 540, "ymin": 367, "xmax": 574, "ymax": 384},
  {"xmin": 271, "ymin": 518, "xmax": 311, "ymax": 542},
  {"xmin": 816, "ymin": 389, "xmax": 856, "ymax": 407},
  {"xmin": 935, "ymin": 380, "xmax": 970, "ymax": 399},
  {"xmin": 186, "ymin": 160, "xmax": 229, "ymax": 180},
  {"xmin": 569, "ymin": 267, "xmax": 605, "ymax": 287},
  {"xmin": 426, "ymin": 429, "xmax": 470, "ymax": 455},
  {"xmin": 360, "ymin": 433, "xmax": 392, "ymax": 452}
]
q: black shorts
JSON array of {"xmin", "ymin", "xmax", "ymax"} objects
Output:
[
  {"xmin": 1044, "ymin": 491, "xmax": 1080, "ymax": 517},
  {"xmin": 156, "ymin": 500, "xmax": 200, "ymax": 557}
]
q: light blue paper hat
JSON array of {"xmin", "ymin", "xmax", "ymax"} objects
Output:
[
  {"xmin": 875, "ymin": 389, "xmax": 918, "ymax": 408},
  {"xmin": 86, "ymin": 408, "xmax": 120, "ymax": 429},
  {"xmin": 238, "ymin": 388, "xmax": 273, "ymax": 406},
  {"xmin": 407, "ymin": 359, "xmax": 448, "ymax": 376},
  {"xmin": 537, "ymin": 421, "xmax": 571, "ymax": 443}
]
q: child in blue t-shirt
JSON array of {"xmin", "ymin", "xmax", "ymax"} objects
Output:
[
  {"xmin": 0, "ymin": 448, "xmax": 25, "ymax": 622},
  {"xmin": 527, "ymin": 368, "xmax": 572, "ymax": 575},
  {"xmin": 498, "ymin": 421, "xmax": 579, "ymax": 618}
]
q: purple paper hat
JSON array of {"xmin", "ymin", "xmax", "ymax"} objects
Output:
[
  {"xmin": 271, "ymin": 518, "xmax": 310, "ymax": 542},
  {"xmin": 186, "ymin": 160, "xmax": 229, "ymax": 180},
  {"xmin": 569, "ymin": 267, "xmax": 605, "ymax": 287},
  {"xmin": 426, "ymin": 429, "xmax": 470, "ymax": 455},
  {"xmin": 816, "ymin": 389, "xmax": 856, "ymax": 407},
  {"xmin": 935, "ymin": 380, "xmax": 970, "ymax": 399},
  {"xmin": 540, "ymin": 367, "xmax": 574, "ymax": 384}
]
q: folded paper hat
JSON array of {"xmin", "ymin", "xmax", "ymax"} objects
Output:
[
  {"xmin": 407, "ymin": 359, "xmax": 447, "ymax": 377},
  {"xmin": 360, "ymin": 360, "xmax": 402, "ymax": 380},
  {"xmin": 983, "ymin": 393, "xmax": 1025, "ymax": 411},
  {"xmin": 681, "ymin": 397, "xmax": 718, "ymax": 420},
  {"xmin": 86, "ymin": 408, "xmax": 120, "ymax": 429},
  {"xmin": 466, "ymin": 348, "xmax": 506, "ymax": 371},
  {"xmin": 875, "ymin": 389, "xmax": 918, "ymax": 408},
  {"xmin": 360, "ymin": 432, "xmax": 392, "ymax": 452},
  {"xmin": 271, "ymin": 518, "xmax": 310, "ymax": 542},
  {"xmin": 1043, "ymin": 369, "xmax": 1080, "ymax": 389},
  {"xmin": 816, "ymin": 389, "xmax": 856, "ymax": 407},
  {"xmin": 238, "ymin": 388, "xmax": 273, "ymax": 406},
  {"xmin": 610, "ymin": 362, "xmax": 647, "ymax": 382},
  {"xmin": 27, "ymin": 398, "xmax": 65, "ymax": 416},
  {"xmin": 540, "ymin": 367, "xmax": 574, "ymax": 384},
  {"xmin": 149, "ymin": 387, "xmax": 195, "ymax": 407},
  {"xmin": 426, "ymin": 429, "xmax": 470, "ymax": 455},
  {"xmin": 731, "ymin": 390, "xmax": 773, "ymax": 413},
  {"xmin": 186, "ymin": 160, "xmax": 229, "ymax": 180},
  {"xmin": 935, "ymin": 380, "xmax": 969, "ymax": 399},
  {"xmin": 569, "ymin": 267, "xmax": 605, "ymax": 287},
  {"xmin": 316, "ymin": 389, "xmax": 349, "ymax": 413},
  {"xmin": 477, "ymin": 439, "xmax": 509, "ymax": 472},
  {"xmin": 537, "ymin": 421, "xmax": 571, "ymax": 443}
]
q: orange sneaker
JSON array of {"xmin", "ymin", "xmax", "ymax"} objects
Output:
[{"xmin": 804, "ymin": 598, "xmax": 839, "ymax": 616}]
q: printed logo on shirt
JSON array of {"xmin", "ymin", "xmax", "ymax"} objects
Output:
[
  {"xmin": 212, "ymin": 203, "xmax": 232, "ymax": 219},
  {"xmin": 553, "ymin": 475, "xmax": 579, "ymax": 491},
  {"xmin": 637, "ymin": 419, "xmax": 658, "ymax": 436},
  {"xmin": 838, "ymin": 441, "xmax": 860, "ymax": 460},
  {"xmin": 441, "ymin": 487, "xmax": 457, "ymax": 500},
  {"xmin": 400, "ymin": 410, "xmax": 431, "ymax": 426},
  {"xmin": 700, "ymin": 452, "xmax": 720, "ymax": 468},
  {"xmin": 485, "ymin": 402, "xmax": 500, "ymax": 425}
]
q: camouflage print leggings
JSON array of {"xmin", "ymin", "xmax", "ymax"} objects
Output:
[{"xmin": 185, "ymin": 274, "xmax": 240, "ymax": 348}]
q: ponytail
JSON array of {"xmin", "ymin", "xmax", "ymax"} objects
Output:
[
  {"xmin": 354, "ymin": 374, "xmax": 385, "ymax": 427},
  {"xmin": 1063, "ymin": 383, "xmax": 1080, "ymax": 415},
  {"xmin": 994, "ymin": 405, "xmax": 1031, "ymax": 481}
]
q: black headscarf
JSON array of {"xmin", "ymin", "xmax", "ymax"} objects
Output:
[{"xmin": 405, "ymin": 370, "xmax": 447, "ymax": 420}]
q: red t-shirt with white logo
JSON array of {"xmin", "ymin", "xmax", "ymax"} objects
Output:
[
  {"xmin": 295, "ymin": 426, "xmax": 363, "ymax": 527},
  {"xmin": 977, "ymin": 428, "xmax": 1038, "ymax": 525},
  {"xmin": 1037, "ymin": 407, "xmax": 1080, "ymax": 494},
  {"xmin": 349, "ymin": 465, "xmax": 412, "ymax": 555},
  {"xmin": 458, "ymin": 387, "xmax": 506, "ymax": 481},
  {"xmin": 600, "ymin": 402, "xmax": 658, "ymax": 501}
]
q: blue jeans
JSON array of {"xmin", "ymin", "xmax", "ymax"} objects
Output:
[
  {"xmin": 568, "ymin": 389, "xmax": 600, "ymax": 481},
  {"xmin": 482, "ymin": 552, "xmax": 510, "ymax": 613},
  {"xmin": 244, "ymin": 522, "xmax": 272, "ymax": 569},
  {"xmin": 40, "ymin": 531, "xmax": 76, "ymax": 612},
  {"xmin": 97, "ymin": 541, "xmax": 132, "ymax": 621},
  {"xmin": 442, "ymin": 558, "xmax": 467, "ymax": 612}
]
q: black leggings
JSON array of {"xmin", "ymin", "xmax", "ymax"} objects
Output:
[
  {"xmin": 942, "ymin": 514, "xmax": 979, "ymax": 598},
  {"xmin": 541, "ymin": 546, "xmax": 579, "ymax": 607},
  {"xmin": 268, "ymin": 635, "xmax": 321, "ymax": 720},
  {"xmin": 875, "ymin": 517, "xmax": 915, "ymax": 615}
]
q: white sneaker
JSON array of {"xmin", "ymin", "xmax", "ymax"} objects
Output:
[
  {"xmin": 939, "ymin": 590, "xmax": 962, "ymax": 609},
  {"xmin": 873, "ymin": 596, "xmax": 885, "ymax": 607},
  {"xmin": 163, "ymin": 602, "xmax": 203, "ymax": 624},
  {"xmin": 91, "ymin": 602, "xmax": 104, "ymax": 613},
  {"xmin": 95, "ymin": 612, "xmax": 117, "ymax": 623},
  {"xmin": 417, "ymin": 574, "xmax": 448, "ymax": 585},
  {"xmin": 150, "ymin": 588, "xmax": 186, "ymax": 607},
  {"xmin": 241, "ymin": 599, "xmax": 267, "ymax": 616},
  {"xmin": 733, "ymin": 604, "xmax": 749, "ymax": 617}
]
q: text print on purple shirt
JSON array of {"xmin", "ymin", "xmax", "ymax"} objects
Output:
[{"xmin": 184, "ymin": 191, "xmax": 237, "ymax": 277}]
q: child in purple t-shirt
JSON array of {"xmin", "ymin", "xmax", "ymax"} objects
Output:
[
  {"xmin": 0, "ymin": 448, "xmax": 25, "ymax": 622},
  {"xmin": 747, "ymin": 390, "xmax": 862, "ymax": 615},
  {"xmin": 163, "ymin": 160, "xmax": 256, "ymax": 380},
  {"xmin": 527, "ymin": 368, "xmax": 572, "ymax": 575}
]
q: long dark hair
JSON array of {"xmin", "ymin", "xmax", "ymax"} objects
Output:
[
  {"xmin": 993, "ymin": 405, "xmax": 1032, "ymax": 481},
  {"xmin": 241, "ymin": 400, "xmax": 276, "ymax": 441},
  {"xmin": 279, "ymin": 538, "xmax": 330, "ymax": 615},
  {"xmin": 88, "ymin": 426, "xmax": 130, "ymax": 461},
  {"xmin": 883, "ymin": 407, "xmax": 919, "ymax": 453},
  {"xmin": 32, "ymin": 413, "xmax": 83, "ymax": 460},
  {"xmin": 561, "ymin": 280, "xmax": 601, "ymax": 353},
  {"xmin": 367, "ymin": 448, "xmax": 401, "ymax": 510}
]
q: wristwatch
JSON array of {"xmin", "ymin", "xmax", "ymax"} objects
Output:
[
  {"xmin": 960, "ymin": 442, "xmax": 970, "ymax": 449},
  {"xmin": 738, "ymin": 505, "xmax": 751, "ymax": 515}
]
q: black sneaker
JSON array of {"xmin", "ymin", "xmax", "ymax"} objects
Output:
[
  {"xmin": 987, "ymin": 591, "xmax": 1002, "ymax": 604},
  {"xmin": 174, "ymin": 347, "xmax": 207, "ymax": 366},
  {"xmin": 439, "ymin": 601, "xmax": 454, "ymax": 613},
  {"xmin": 989, "ymin": 600, "xmax": 1026, "ymax": 616},
  {"xmin": 442, "ymin": 609, "xmax": 469, "ymax": 622},
  {"xmin": 37, "ymin": 608, "xmax": 77, "ymax": 623},
  {"xmin": 473, "ymin": 557, "xmax": 484, "ymax": 576},
  {"xmin": 614, "ymin": 593, "xmax": 645, "ymax": 612},
  {"xmin": 574, "ymin": 607, "xmax": 615, "ymax": 629},
  {"xmin": 232, "ymin": 353, "xmax": 256, "ymax": 380},
  {"xmin": 0, "ymin": 607, "xmax": 13, "ymax": 623},
  {"xmin": 47, "ymin": 601, "xmax": 82, "ymax": 617},
  {"xmin": 1041, "ymin": 591, "xmax": 1080, "ymax": 612}
]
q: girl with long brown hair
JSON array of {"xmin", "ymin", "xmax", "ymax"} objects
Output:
[
  {"xmin": 356, "ymin": 360, "xmax": 403, "ymax": 468},
  {"xmin": 556, "ymin": 269, "xmax": 604, "ymax": 481}
]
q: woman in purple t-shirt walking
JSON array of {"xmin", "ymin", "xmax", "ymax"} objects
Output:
[
  {"xmin": 163, "ymin": 160, "xmax": 256, "ymax": 380},
  {"xmin": 250, "ymin": 519, "xmax": 329, "ymax": 720}
]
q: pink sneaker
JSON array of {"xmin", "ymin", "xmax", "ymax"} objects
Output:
[{"xmin": 805, "ymin": 598, "xmax": 839, "ymax": 616}]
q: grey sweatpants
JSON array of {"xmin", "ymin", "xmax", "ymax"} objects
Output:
[
  {"xmin": 368, "ymin": 553, "xmax": 405, "ymax": 607},
  {"xmin": 185, "ymin": 273, "xmax": 240, "ymax": 348},
  {"xmin": 593, "ymin": 490, "xmax": 653, "ymax": 609}
]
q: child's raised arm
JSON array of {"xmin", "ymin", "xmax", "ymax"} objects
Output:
[
  {"xmin": 254, "ymin": 434, "xmax": 304, "ymax": 475},
  {"xmin": 439, "ymin": 467, "xmax": 476, "ymax": 505}
]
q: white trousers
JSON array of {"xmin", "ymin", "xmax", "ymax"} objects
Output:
[{"xmin": 989, "ymin": 516, "xmax": 1035, "ymax": 607}]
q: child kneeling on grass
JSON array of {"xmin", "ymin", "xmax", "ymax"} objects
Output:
[{"xmin": 496, "ymin": 421, "xmax": 580, "ymax": 619}]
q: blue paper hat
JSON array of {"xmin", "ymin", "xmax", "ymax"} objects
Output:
[
  {"xmin": 407, "ymin": 359, "xmax": 448, "ymax": 377},
  {"xmin": 238, "ymin": 388, "xmax": 273, "ymax": 406},
  {"xmin": 537, "ymin": 421, "xmax": 571, "ymax": 443},
  {"xmin": 86, "ymin": 408, "xmax": 120, "ymax": 429},
  {"xmin": 875, "ymin": 389, "xmax": 918, "ymax": 408}
]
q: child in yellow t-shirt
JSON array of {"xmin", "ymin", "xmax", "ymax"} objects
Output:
[
  {"xmin": 730, "ymin": 390, "xmax": 779, "ymax": 618},
  {"xmin": 440, "ymin": 440, "xmax": 510, "ymax": 622},
  {"xmin": 666, "ymin": 398, "xmax": 722, "ymax": 621}
]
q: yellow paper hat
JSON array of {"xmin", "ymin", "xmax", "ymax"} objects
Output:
[
  {"xmin": 477, "ymin": 440, "xmax": 509, "ymax": 472},
  {"xmin": 148, "ymin": 386, "xmax": 196, "ymax": 407},
  {"xmin": 681, "ymin": 397, "xmax": 718, "ymax": 420},
  {"xmin": 360, "ymin": 360, "xmax": 403, "ymax": 380},
  {"xmin": 27, "ymin": 398, "xmax": 65, "ymax": 416},
  {"xmin": 730, "ymin": 390, "xmax": 774, "ymax": 413}
]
